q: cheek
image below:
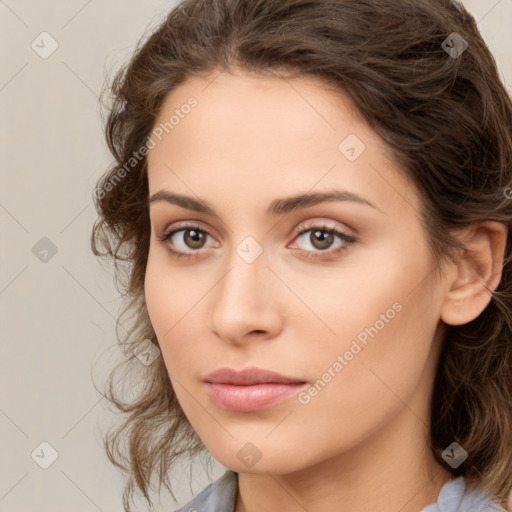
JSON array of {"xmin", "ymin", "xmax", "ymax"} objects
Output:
[
  {"xmin": 297, "ymin": 309, "xmax": 437, "ymax": 461},
  {"xmin": 144, "ymin": 249, "xmax": 216, "ymax": 379},
  {"xmin": 293, "ymin": 255, "xmax": 443, "ymax": 439},
  {"xmin": 282, "ymin": 234, "xmax": 437, "ymax": 353}
]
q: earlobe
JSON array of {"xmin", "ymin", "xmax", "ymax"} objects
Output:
[{"xmin": 440, "ymin": 221, "xmax": 508, "ymax": 326}]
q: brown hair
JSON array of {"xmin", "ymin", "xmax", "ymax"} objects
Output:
[{"xmin": 91, "ymin": 0, "xmax": 512, "ymax": 509}]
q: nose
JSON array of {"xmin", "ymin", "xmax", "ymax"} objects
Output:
[{"xmin": 209, "ymin": 249, "xmax": 284, "ymax": 345}]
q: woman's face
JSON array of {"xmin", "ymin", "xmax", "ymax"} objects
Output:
[{"xmin": 145, "ymin": 69, "xmax": 451, "ymax": 474}]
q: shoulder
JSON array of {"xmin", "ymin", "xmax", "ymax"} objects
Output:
[
  {"xmin": 421, "ymin": 476, "xmax": 507, "ymax": 512},
  {"xmin": 172, "ymin": 470, "xmax": 239, "ymax": 512}
]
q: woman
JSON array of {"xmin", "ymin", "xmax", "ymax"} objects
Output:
[{"xmin": 91, "ymin": 0, "xmax": 512, "ymax": 510}]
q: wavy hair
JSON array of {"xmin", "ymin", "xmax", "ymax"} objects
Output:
[{"xmin": 91, "ymin": 0, "xmax": 512, "ymax": 509}]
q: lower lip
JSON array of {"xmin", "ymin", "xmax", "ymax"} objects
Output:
[{"xmin": 204, "ymin": 382, "xmax": 307, "ymax": 412}]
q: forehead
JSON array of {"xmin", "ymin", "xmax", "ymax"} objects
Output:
[
  {"xmin": 151, "ymin": 69, "xmax": 368, "ymax": 146},
  {"xmin": 146, "ymin": 69, "xmax": 417, "ymax": 214}
]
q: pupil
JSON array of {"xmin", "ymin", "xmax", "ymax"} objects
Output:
[
  {"xmin": 311, "ymin": 229, "xmax": 333, "ymax": 250},
  {"xmin": 185, "ymin": 229, "xmax": 205, "ymax": 249}
]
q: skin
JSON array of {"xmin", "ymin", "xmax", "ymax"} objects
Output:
[{"xmin": 144, "ymin": 69, "xmax": 506, "ymax": 512}]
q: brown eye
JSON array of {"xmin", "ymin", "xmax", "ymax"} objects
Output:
[
  {"xmin": 290, "ymin": 224, "xmax": 356, "ymax": 260},
  {"xmin": 309, "ymin": 229, "xmax": 335, "ymax": 250},
  {"xmin": 182, "ymin": 229, "xmax": 207, "ymax": 249},
  {"xmin": 159, "ymin": 225, "xmax": 215, "ymax": 258}
]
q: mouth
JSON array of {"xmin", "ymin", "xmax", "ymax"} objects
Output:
[{"xmin": 203, "ymin": 367, "xmax": 308, "ymax": 412}]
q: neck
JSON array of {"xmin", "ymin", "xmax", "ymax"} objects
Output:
[{"xmin": 235, "ymin": 402, "xmax": 453, "ymax": 512}]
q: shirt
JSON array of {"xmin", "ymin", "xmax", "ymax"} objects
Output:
[{"xmin": 172, "ymin": 470, "xmax": 507, "ymax": 512}]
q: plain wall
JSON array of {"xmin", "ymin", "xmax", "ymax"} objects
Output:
[{"xmin": 1, "ymin": 1, "xmax": 511, "ymax": 510}]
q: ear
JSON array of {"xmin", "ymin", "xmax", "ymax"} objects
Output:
[{"xmin": 440, "ymin": 221, "xmax": 508, "ymax": 326}]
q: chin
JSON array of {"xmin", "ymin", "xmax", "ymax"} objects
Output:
[{"xmin": 205, "ymin": 440, "xmax": 313, "ymax": 475}]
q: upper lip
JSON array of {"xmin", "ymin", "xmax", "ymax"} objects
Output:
[{"xmin": 203, "ymin": 367, "xmax": 307, "ymax": 385}]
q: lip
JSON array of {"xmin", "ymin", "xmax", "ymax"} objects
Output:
[
  {"xmin": 203, "ymin": 367, "xmax": 308, "ymax": 412},
  {"xmin": 204, "ymin": 367, "xmax": 306, "ymax": 385}
]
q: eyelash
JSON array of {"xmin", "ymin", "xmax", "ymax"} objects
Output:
[{"xmin": 157, "ymin": 221, "xmax": 356, "ymax": 262}]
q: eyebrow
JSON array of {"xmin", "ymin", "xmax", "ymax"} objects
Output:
[{"xmin": 148, "ymin": 189, "xmax": 379, "ymax": 217}]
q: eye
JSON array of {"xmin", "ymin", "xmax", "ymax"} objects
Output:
[
  {"xmin": 289, "ymin": 223, "xmax": 356, "ymax": 259},
  {"xmin": 157, "ymin": 223, "xmax": 217, "ymax": 261},
  {"xmin": 157, "ymin": 221, "xmax": 356, "ymax": 262}
]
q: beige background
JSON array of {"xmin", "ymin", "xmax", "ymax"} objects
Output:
[{"xmin": 1, "ymin": 1, "xmax": 511, "ymax": 510}]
